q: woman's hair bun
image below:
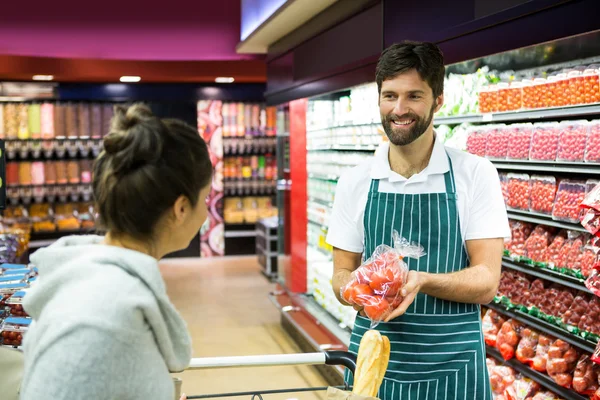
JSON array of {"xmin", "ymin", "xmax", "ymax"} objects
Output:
[{"xmin": 102, "ymin": 104, "xmax": 165, "ymax": 176}]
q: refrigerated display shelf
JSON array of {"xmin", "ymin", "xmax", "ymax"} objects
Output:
[
  {"xmin": 506, "ymin": 209, "xmax": 587, "ymax": 233},
  {"xmin": 435, "ymin": 103, "xmax": 600, "ymax": 125},
  {"xmin": 485, "ymin": 346, "xmax": 587, "ymax": 400},
  {"xmin": 308, "ymin": 197, "xmax": 334, "ymax": 208},
  {"xmin": 501, "ymin": 258, "xmax": 591, "ymax": 294},
  {"xmin": 308, "ymin": 173, "xmax": 340, "ymax": 182},
  {"xmin": 307, "ymin": 144, "xmax": 378, "ymax": 152},
  {"xmin": 486, "ymin": 302, "xmax": 597, "ymax": 354},
  {"xmin": 307, "ymin": 122, "xmax": 379, "ymax": 133},
  {"xmin": 493, "ymin": 160, "xmax": 600, "ymax": 175},
  {"xmin": 307, "ymin": 217, "xmax": 329, "ymax": 231}
]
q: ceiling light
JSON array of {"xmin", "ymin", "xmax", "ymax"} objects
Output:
[
  {"xmin": 32, "ymin": 75, "xmax": 54, "ymax": 81},
  {"xmin": 119, "ymin": 76, "xmax": 141, "ymax": 83},
  {"xmin": 215, "ymin": 77, "xmax": 235, "ymax": 83}
]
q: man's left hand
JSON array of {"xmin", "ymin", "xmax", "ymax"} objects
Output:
[{"xmin": 384, "ymin": 271, "xmax": 425, "ymax": 322}]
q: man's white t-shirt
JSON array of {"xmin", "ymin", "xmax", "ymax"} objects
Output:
[{"xmin": 326, "ymin": 135, "xmax": 511, "ymax": 255}]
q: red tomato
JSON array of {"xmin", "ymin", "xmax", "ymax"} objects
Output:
[
  {"xmin": 352, "ymin": 284, "xmax": 375, "ymax": 306},
  {"xmin": 342, "ymin": 285, "xmax": 356, "ymax": 303},
  {"xmin": 386, "ymin": 295, "xmax": 402, "ymax": 309},
  {"xmin": 364, "ymin": 297, "xmax": 390, "ymax": 321}
]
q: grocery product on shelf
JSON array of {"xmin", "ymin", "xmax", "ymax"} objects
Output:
[
  {"xmin": 585, "ymin": 120, "xmax": 600, "ymax": 163},
  {"xmin": 483, "ymin": 308, "xmax": 508, "ymax": 347},
  {"xmin": 530, "ymin": 123, "xmax": 560, "ymax": 161},
  {"xmin": 552, "ymin": 180, "xmax": 586, "ymax": 223},
  {"xmin": 6, "ymin": 290, "xmax": 28, "ymax": 317},
  {"xmin": 524, "ymin": 225, "xmax": 555, "ymax": 265},
  {"xmin": 557, "ymin": 120, "xmax": 589, "ymax": 162},
  {"xmin": 546, "ymin": 339, "xmax": 580, "ymax": 388},
  {"xmin": 486, "ymin": 124, "xmax": 509, "ymax": 159},
  {"xmin": 0, "ymin": 316, "xmax": 31, "ymax": 348},
  {"xmin": 530, "ymin": 176, "xmax": 557, "ymax": 216},
  {"xmin": 572, "ymin": 355, "xmax": 599, "ymax": 395},
  {"xmin": 532, "ymin": 334, "xmax": 554, "ymax": 373},
  {"xmin": 479, "ymin": 84, "xmax": 499, "ymax": 114},
  {"xmin": 507, "ymin": 174, "xmax": 531, "ymax": 211},
  {"xmin": 488, "ymin": 358, "xmax": 517, "ymax": 395},
  {"xmin": 496, "ymin": 319, "xmax": 525, "ymax": 360},
  {"xmin": 507, "ymin": 123, "xmax": 534, "ymax": 160},
  {"xmin": 466, "ymin": 125, "xmax": 488, "ymax": 157},
  {"xmin": 506, "ymin": 220, "xmax": 535, "ymax": 258}
]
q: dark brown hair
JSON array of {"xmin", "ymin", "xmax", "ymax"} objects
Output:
[
  {"xmin": 93, "ymin": 104, "xmax": 212, "ymax": 239},
  {"xmin": 376, "ymin": 41, "xmax": 445, "ymax": 98}
]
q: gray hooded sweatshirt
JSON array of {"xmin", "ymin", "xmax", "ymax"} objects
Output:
[{"xmin": 20, "ymin": 235, "xmax": 192, "ymax": 400}]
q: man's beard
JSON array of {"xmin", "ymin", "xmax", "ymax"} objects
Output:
[{"xmin": 381, "ymin": 103, "xmax": 436, "ymax": 146}]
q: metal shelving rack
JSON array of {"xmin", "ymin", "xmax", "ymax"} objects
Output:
[
  {"xmin": 505, "ymin": 209, "xmax": 588, "ymax": 233},
  {"xmin": 492, "ymin": 160, "xmax": 600, "ymax": 175},
  {"xmin": 502, "ymin": 258, "xmax": 592, "ymax": 294}
]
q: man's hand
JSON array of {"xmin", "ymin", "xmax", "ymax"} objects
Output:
[{"xmin": 384, "ymin": 270, "xmax": 424, "ymax": 322}]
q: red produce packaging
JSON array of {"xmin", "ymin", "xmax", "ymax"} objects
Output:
[
  {"xmin": 532, "ymin": 334, "xmax": 554, "ymax": 372},
  {"xmin": 547, "ymin": 339, "xmax": 580, "ymax": 388},
  {"xmin": 507, "ymin": 123, "xmax": 534, "ymax": 160},
  {"xmin": 497, "ymin": 82, "xmax": 511, "ymax": 113},
  {"xmin": 530, "ymin": 122, "xmax": 559, "ymax": 161},
  {"xmin": 489, "ymin": 362, "xmax": 517, "ymax": 395},
  {"xmin": 482, "ymin": 308, "xmax": 507, "ymax": 347},
  {"xmin": 524, "ymin": 225, "xmax": 555, "ymax": 264},
  {"xmin": 586, "ymin": 268, "xmax": 600, "ymax": 297},
  {"xmin": 504, "ymin": 377, "xmax": 541, "ymax": 400},
  {"xmin": 341, "ymin": 230, "xmax": 423, "ymax": 328},
  {"xmin": 542, "ymin": 231, "xmax": 567, "ymax": 267},
  {"xmin": 551, "ymin": 287, "xmax": 575, "ymax": 317},
  {"xmin": 578, "ymin": 296, "xmax": 600, "ymax": 336},
  {"xmin": 538, "ymin": 284, "xmax": 562, "ymax": 316},
  {"xmin": 525, "ymin": 279, "xmax": 546, "ymax": 309},
  {"xmin": 486, "ymin": 124, "xmax": 509, "ymax": 160},
  {"xmin": 552, "ymin": 180, "xmax": 586, "ymax": 223},
  {"xmin": 532, "ymin": 78, "xmax": 548, "ymax": 109},
  {"xmin": 581, "ymin": 244, "xmax": 599, "ymax": 278},
  {"xmin": 466, "ymin": 125, "xmax": 488, "ymax": 157},
  {"xmin": 496, "ymin": 319, "xmax": 525, "ymax": 360},
  {"xmin": 498, "ymin": 270, "xmax": 516, "ymax": 298},
  {"xmin": 511, "ymin": 273, "xmax": 532, "ymax": 306},
  {"xmin": 529, "ymin": 392, "xmax": 562, "ymax": 400},
  {"xmin": 516, "ymin": 327, "xmax": 540, "ymax": 367},
  {"xmin": 585, "ymin": 120, "xmax": 600, "ymax": 163},
  {"xmin": 479, "ymin": 84, "xmax": 499, "ymax": 114},
  {"xmin": 579, "ymin": 180, "xmax": 600, "ymax": 237},
  {"xmin": 507, "ymin": 174, "xmax": 531, "ymax": 211},
  {"xmin": 506, "ymin": 220, "xmax": 535, "ymax": 258},
  {"xmin": 562, "ymin": 292, "xmax": 591, "ymax": 329},
  {"xmin": 506, "ymin": 82, "xmax": 524, "ymax": 111},
  {"xmin": 500, "ymin": 173, "xmax": 509, "ymax": 205},
  {"xmin": 593, "ymin": 340, "xmax": 600, "ymax": 365},
  {"xmin": 573, "ymin": 354, "xmax": 600, "ymax": 395},
  {"xmin": 522, "ymin": 79, "xmax": 535, "ymax": 109},
  {"xmin": 557, "ymin": 120, "xmax": 589, "ymax": 162}
]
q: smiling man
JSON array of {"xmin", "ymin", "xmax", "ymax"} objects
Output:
[{"xmin": 327, "ymin": 41, "xmax": 511, "ymax": 399}]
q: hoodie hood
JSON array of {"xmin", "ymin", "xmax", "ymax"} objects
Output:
[{"xmin": 24, "ymin": 235, "xmax": 192, "ymax": 372}]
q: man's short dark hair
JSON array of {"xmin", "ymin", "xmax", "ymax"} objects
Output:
[{"xmin": 376, "ymin": 41, "xmax": 445, "ymax": 98}]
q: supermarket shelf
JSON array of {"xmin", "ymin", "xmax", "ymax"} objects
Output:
[
  {"xmin": 307, "ymin": 218, "xmax": 329, "ymax": 231},
  {"xmin": 308, "ymin": 173, "xmax": 340, "ymax": 182},
  {"xmin": 485, "ymin": 346, "xmax": 587, "ymax": 400},
  {"xmin": 307, "ymin": 144, "xmax": 378, "ymax": 152},
  {"xmin": 224, "ymin": 230, "xmax": 256, "ymax": 238},
  {"xmin": 502, "ymin": 258, "xmax": 592, "ymax": 294},
  {"xmin": 492, "ymin": 160, "xmax": 600, "ymax": 175},
  {"xmin": 307, "ymin": 122, "xmax": 379, "ymax": 133},
  {"xmin": 506, "ymin": 209, "xmax": 587, "ymax": 232},
  {"xmin": 300, "ymin": 295, "xmax": 352, "ymax": 347},
  {"xmin": 308, "ymin": 197, "xmax": 334, "ymax": 208},
  {"xmin": 486, "ymin": 302, "xmax": 596, "ymax": 354},
  {"xmin": 434, "ymin": 103, "xmax": 600, "ymax": 125}
]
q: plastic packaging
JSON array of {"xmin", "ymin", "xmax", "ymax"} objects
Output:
[
  {"xmin": 499, "ymin": 173, "xmax": 509, "ymax": 205},
  {"xmin": 532, "ymin": 334, "xmax": 554, "ymax": 373},
  {"xmin": 557, "ymin": 120, "xmax": 589, "ymax": 162},
  {"xmin": 486, "ymin": 124, "xmax": 509, "ymax": 159},
  {"xmin": 524, "ymin": 225, "xmax": 555, "ymax": 264},
  {"xmin": 543, "ymin": 231, "xmax": 567, "ymax": 267},
  {"xmin": 506, "ymin": 82, "xmax": 523, "ymax": 111},
  {"xmin": 507, "ymin": 173, "xmax": 531, "ymax": 211},
  {"xmin": 496, "ymin": 319, "xmax": 525, "ymax": 360},
  {"xmin": 532, "ymin": 78, "xmax": 547, "ymax": 109},
  {"xmin": 552, "ymin": 180, "xmax": 586, "ymax": 223},
  {"xmin": 466, "ymin": 125, "xmax": 488, "ymax": 157},
  {"xmin": 578, "ymin": 296, "xmax": 600, "ymax": 336},
  {"xmin": 516, "ymin": 327, "xmax": 539, "ymax": 367},
  {"xmin": 505, "ymin": 220, "xmax": 534, "ymax": 258},
  {"xmin": 482, "ymin": 308, "xmax": 507, "ymax": 347},
  {"xmin": 530, "ymin": 123, "xmax": 559, "ymax": 161},
  {"xmin": 562, "ymin": 292, "xmax": 590, "ymax": 330},
  {"xmin": 586, "ymin": 268, "xmax": 600, "ymax": 297},
  {"xmin": 0, "ymin": 316, "xmax": 31, "ymax": 347},
  {"xmin": 340, "ymin": 231, "xmax": 424, "ymax": 328},
  {"xmin": 507, "ymin": 123, "xmax": 534, "ymax": 160},
  {"xmin": 489, "ymin": 362, "xmax": 517, "ymax": 395},
  {"xmin": 573, "ymin": 355, "xmax": 600, "ymax": 395},
  {"xmin": 504, "ymin": 377, "xmax": 541, "ymax": 400},
  {"xmin": 497, "ymin": 83, "xmax": 511, "ymax": 113},
  {"xmin": 580, "ymin": 245, "xmax": 599, "ymax": 278},
  {"xmin": 546, "ymin": 339, "xmax": 580, "ymax": 388},
  {"xmin": 479, "ymin": 85, "xmax": 498, "ymax": 114},
  {"xmin": 530, "ymin": 176, "xmax": 557, "ymax": 216},
  {"xmin": 579, "ymin": 180, "xmax": 600, "ymax": 238},
  {"xmin": 521, "ymin": 79, "xmax": 535, "ymax": 110},
  {"xmin": 582, "ymin": 66, "xmax": 600, "ymax": 104},
  {"xmin": 6, "ymin": 290, "xmax": 28, "ymax": 317}
]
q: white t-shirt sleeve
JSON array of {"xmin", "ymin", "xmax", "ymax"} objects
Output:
[
  {"xmin": 326, "ymin": 173, "xmax": 364, "ymax": 254},
  {"xmin": 465, "ymin": 160, "xmax": 511, "ymax": 241}
]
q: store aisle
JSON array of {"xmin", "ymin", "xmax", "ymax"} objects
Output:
[{"xmin": 160, "ymin": 256, "xmax": 328, "ymax": 400}]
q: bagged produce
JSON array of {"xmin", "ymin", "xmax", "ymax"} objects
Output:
[
  {"xmin": 496, "ymin": 319, "xmax": 525, "ymax": 360},
  {"xmin": 562, "ymin": 292, "xmax": 591, "ymax": 331},
  {"xmin": 586, "ymin": 267, "xmax": 600, "ymax": 297},
  {"xmin": 573, "ymin": 354, "xmax": 599, "ymax": 395},
  {"xmin": 516, "ymin": 327, "xmax": 539, "ymax": 367},
  {"xmin": 524, "ymin": 279, "xmax": 546, "ymax": 310},
  {"xmin": 507, "ymin": 123, "xmax": 534, "ymax": 160},
  {"xmin": 532, "ymin": 334, "xmax": 554, "ymax": 372},
  {"xmin": 524, "ymin": 225, "xmax": 555, "ymax": 264},
  {"xmin": 466, "ymin": 125, "xmax": 488, "ymax": 157},
  {"xmin": 507, "ymin": 174, "xmax": 531, "ymax": 211},
  {"xmin": 557, "ymin": 120, "xmax": 589, "ymax": 162},
  {"xmin": 581, "ymin": 244, "xmax": 599, "ymax": 278},
  {"xmin": 486, "ymin": 124, "xmax": 509, "ymax": 160},
  {"xmin": 580, "ymin": 180, "xmax": 600, "ymax": 238},
  {"xmin": 489, "ymin": 361, "xmax": 517, "ymax": 395},
  {"xmin": 483, "ymin": 309, "xmax": 507, "ymax": 347},
  {"xmin": 585, "ymin": 120, "xmax": 600, "ymax": 163},
  {"xmin": 528, "ymin": 392, "xmax": 562, "ymax": 400},
  {"xmin": 530, "ymin": 122, "xmax": 559, "ymax": 161},
  {"xmin": 546, "ymin": 339, "xmax": 580, "ymax": 388},
  {"xmin": 530, "ymin": 176, "xmax": 557, "ymax": 216},
  {"xmin": 543, "ymin": 231, "xmax": 567, "ymax": 267},
  {"xmin": 578, "ymin": 296, "xmax": 600, "ymax": 336},
  {"xmin": 341, "ymin": 231, "xmax": 424, "ymax": 328},
  {"xmin": 504, "ymin": 377, "xmax": 540, "ymax": 400},
  {"xmin": 506, "ymin": 221, "xmax": 534, "ymax": 258}
]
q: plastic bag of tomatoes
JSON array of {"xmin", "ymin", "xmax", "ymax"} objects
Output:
[
  {"xmin": 580, "ymin": 181, "xmax": 600, "ymax": 238},
  {"xmin": 341, "ymin": 230, "xmax": 425, "ymax": 328}
]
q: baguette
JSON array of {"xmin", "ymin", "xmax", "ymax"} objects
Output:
[{"xmin": 352, "ymin": 330, "xmax": 390, "ymax": 397}]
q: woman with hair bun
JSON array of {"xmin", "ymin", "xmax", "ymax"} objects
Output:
[{"xmin": 19, "ymin": 104, "xmax": 213, "ymax": 400}]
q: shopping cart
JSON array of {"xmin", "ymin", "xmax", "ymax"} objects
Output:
[{"xmin": 179, "ymin": 350, "xmax": 357, "ymax": 399}]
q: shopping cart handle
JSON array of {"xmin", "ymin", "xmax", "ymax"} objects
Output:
[{"xmin": 325, "ymin": 351, "xmax": 356, "ymax": 375}]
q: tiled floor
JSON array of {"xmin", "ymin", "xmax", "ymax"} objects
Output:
[{"xmin": 160, "ymin": 256, "xmax": 328, "ymax": 400}]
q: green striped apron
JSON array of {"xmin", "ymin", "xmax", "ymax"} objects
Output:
[{"xmin": 345, "ymin": 154, "xmax": 491, "ymax": 400}]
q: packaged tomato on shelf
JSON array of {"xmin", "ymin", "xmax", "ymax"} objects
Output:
[
  {"xmin": 585, "ymin": 120, "xmax": 600, "ymax": 163},
  {"xmin": 507, "ymin": 82, "xmax": 524, "ymax": 111},
  {"xmin": 579, "ymin": 180, "xmax": 600, "ymax": 238},
  {"xmin": 486, "ymin": 124, "xmax": 509, "ymax": 160},
  {"xmin": 504, "ymin": 377, "xmax": 541, "ymax": 400},
  {"xmin": 547, "ymin": 339, "xmax": 580, "ymax": 388},
  {"xmin": 0, "ymin": 282, "xmax": 28, "ymax": 307},
  {"xmin": 522, "ymin": 79, "xmax": 535, "ymax": 109},
  {"xmin": 6, "ymin": 290, "xmax": 28, "ymax": 317},
  {"xmin": 483, "ymin": 309, "xmax": 507, "ymax": 347},
  {"xmin": 543, "ymin": 230, "xmax": 567, "ymax": 268},
  {"xmin": 516, "ymin": 327, "xmax": 540, "ymax": 367},
  {"xmin": 466, "ymin": 125, "xmax": 489, "ymax": 157},
  {"xmin": 544, "ymin": 75, "xmax": 560, "ymax": 108},
  {"xmin": 506, "ymin": 220, "xmax": 535, "ymax": 259},
  {"xmin": 532, "ymin": 334, "xmax": 554, "ymax": 372},
  {"xmin": 489, "ymin": 361, "xmax": 517, "ymax": 395},
  {"xmin": 582, "ymin": 65, "xmax": 600, "ymax": 104},
  {"xmin": 567, "ymin": 69, "xmax": 585, "ymax": 105},
  {"xmin": 479, "ymin": 84, "xmax": 499, "ymax": 114},
  {"xmin": 552, "ymin": 180, "xmax": 586, "ymax": 223},
  {"xmin": 561, "ymin": 292, "xmax": 591, "ymax": 332},
  {"xmin": 557, "ymin": 120, "xmax": 589, "ymax": 162},
  {"xmin": 573, "ymin": 355, "xmax": 600, "ymax": 395},
  {"xmin": 507, "ymin": 123, "xmax": 534, "ymax": 160},
  {"xmin": 530, "ymin": 122, "xmax": 559, "ymax": 161},
  {"xmin": 556, "ymin": 73, "xmax": 571, "ymax": 107},
  {"xmin": 530, "ymin": 176, "xmax": 557, "ymax": 216},
  {"xmin": 532, "ymin": 78, "xmax": 548, "ymax": 109},
  {"xmin": 340, "ymin": 230, "xmax": 424, "ymax": 328},
  {"xmin": 581, "ymin": 244, "xmax": 599, "ymax": 278},
  {"xmin": 586, "ymin": 268, "xmax": 600, "ymax": 297},
  {"xmin": 524, "ymin": 225, "xmax": 555, "ymax": 265},
  {"xmin": 507, "ymin": 174, "xmax": 531, "ymax": 211},
  {"xmin": 500, "ymin": 173, "xmax": 509, "ymax": 205},
  {"xmin": 496, "ymin": 319, "xmax": 525, "ymax": 360},
  {"xmin": 497, "ymin": 83, "xmax": 511, "ymax": 113},
  {"xmin": 578, "ymin": 296, "xmax": 600, "ymax": 337},
  {"xmin": 0, "ymin": 316, "xmax": 31, "ymax": 347}
]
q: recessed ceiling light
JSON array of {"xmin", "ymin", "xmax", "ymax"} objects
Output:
[
  {"xmin": 120, "ymin": 76, "xmax": 141, "ymax": 83},
  {"xmin": 215, "ymin": 77, "xmax": 235, "ymax": 83},
  {"xmin": 32, "ymin": 75, "xmax": 54, "ymax": 81}
]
